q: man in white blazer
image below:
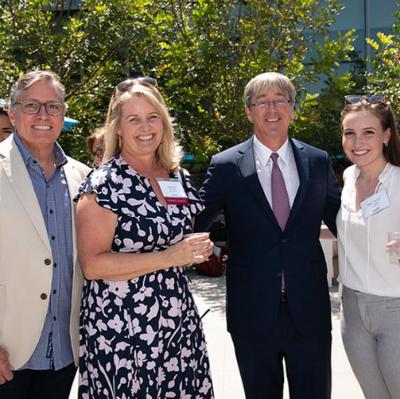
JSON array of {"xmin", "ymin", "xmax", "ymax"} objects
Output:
[{"xmin": 0, "ymin": 70, "xmax": 89, "ymax": 398}]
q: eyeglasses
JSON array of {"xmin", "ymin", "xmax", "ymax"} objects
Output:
[
  {"xmin": 92, "ymin": 146, "xmax": 104, "ymax": 159},
  {"xmin": 115, "ymin": 76, "xmax": 157, "ymax": 93},
  {"xmin": 251, "ymin": 99, "xmax": 291, "ymax": 109},
  {"xmin": 14, "ymin": 100, "xmax": 65, "ymax": 116},
  {"xmin": 344, "ymin": 94, "xmax": 387, "ymax": 105}
]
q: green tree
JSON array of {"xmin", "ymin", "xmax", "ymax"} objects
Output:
[
  {"xmin": 0, "ymin": 0, "xmax": 357, "ymax": 167},
  {"xmin": 147, "ymin": 0, "xmax": 357, "ymax": 169},
  {"xmin": 0, "ymin": 0, "xmax": 156, "ymax": 161},
  {"xmin": 365, "ymin": 7, "xmax": 400, "ymax": 112}
]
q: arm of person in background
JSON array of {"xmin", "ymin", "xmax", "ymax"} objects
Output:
[
  {"xmin": 76, "ymin": 194, "xmax": 213, "ymax": 281},
  {"xmin": 194, "ymin": 156, "xmax": 225, "ymax": 233},
  {"xmin": 320, "ymin": 223, "xmax": 336, "ymax": 240},
  {"xmin": 0, "ymin": 347, "xmax": 13, "ymax": 384},
  {"xmin": 322, "ymin": 155, "xmax": 341, "ymax": 237}
]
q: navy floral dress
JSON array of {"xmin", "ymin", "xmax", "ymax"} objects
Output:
[{"xmin": 76, "ymin": 155, "xmax": 214, "ymax": 399}]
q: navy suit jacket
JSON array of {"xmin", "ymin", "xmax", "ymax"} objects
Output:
[{"xmin": 195, "ymin": 136, "xmax": 340, "ymax": 338}]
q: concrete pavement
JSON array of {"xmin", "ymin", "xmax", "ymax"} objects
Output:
[
  {"xmin": 190, "ymin": 270, "xmax": 363, "ymax": 399},
  {"xmin": 70, "ymin": 270, "xmax": 364, "ymax": 398}
]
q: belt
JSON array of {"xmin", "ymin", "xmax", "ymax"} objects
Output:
[{"xmin": 280, "ymin": 289, "xmax": 288, "ymax": 302}]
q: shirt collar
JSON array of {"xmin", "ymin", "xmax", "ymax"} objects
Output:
[
  {"xmin": 14, "ymin": 132, "xmax": 68, "ymax": 168},
  {"xmin": 379, "ymin": 162, "xmax": 391, "ymax": 181},
  {"xmin": 253, "ymin": 135, "xmax": 290, "ymax": 166}
]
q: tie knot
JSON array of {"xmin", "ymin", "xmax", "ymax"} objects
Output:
[{"xmin": 271, "ymin": 152, "xmax": 279, "ymax": 164}]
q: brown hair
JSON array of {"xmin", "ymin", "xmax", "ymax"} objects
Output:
[
  {"xmin": 341, "ymin": 100, "xmax": 400, "ymax": 166},
  {"xmin": 0, "ymin": 106, "xmax": 9, "ymax": 117},
  {"xmin": 86, "ymin": 126, "xmax": 105, "ymax": 154}
]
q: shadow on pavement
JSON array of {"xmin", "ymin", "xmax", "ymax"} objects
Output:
[
  {"xmin": 188, "ymin": 268, "xmax": 226, "ymax": 317},
  {"xmin": 188, "ymin": 267, "xmax": 341, "ymax": 319}
]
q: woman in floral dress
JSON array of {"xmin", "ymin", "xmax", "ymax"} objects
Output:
[{"xmin": 75, "ymin": 78, "xmax": 214, "ymax": 398}]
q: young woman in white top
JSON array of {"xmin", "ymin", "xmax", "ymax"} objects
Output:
[{"xmin": 337, "ymin": 95, "xmax": 400, "ymax": 399}]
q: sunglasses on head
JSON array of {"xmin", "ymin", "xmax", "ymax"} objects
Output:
[
  {"xmin": 115, "ymin": 76, "xmax": 157, "ymax": 93},
  {"xmin": 344, "ymin": 94, "xmax": 387, "ymax": 105}
]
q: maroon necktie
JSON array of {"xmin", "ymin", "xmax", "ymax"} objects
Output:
[{"xmin": 271, "ymin": 153, "xmax": 290, "ymax": 230}]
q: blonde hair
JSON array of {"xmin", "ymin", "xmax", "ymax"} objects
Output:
[{"xmin": 103, "ymin": 81, "xmax": 182, "ymax": 171}]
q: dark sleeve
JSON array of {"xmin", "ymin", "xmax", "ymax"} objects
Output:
[
  {"xmin": 74, "ymin": 167, "xmax": 119, "ymax": 213},
  {"xmin": 180, "ymin": 168, "xmax": 204, "ymax": 217},
  {"xmin": 194, "ymin": 155, "xmax": 225, "ymax": 232},
  {"xmin": 322, "ymin": 155, "xmax": 341, "ymax": 236}
]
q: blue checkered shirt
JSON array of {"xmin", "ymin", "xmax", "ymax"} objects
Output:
[{"xmin": 14, "ymin": 133, "xmax": 74, "ymax": 370}]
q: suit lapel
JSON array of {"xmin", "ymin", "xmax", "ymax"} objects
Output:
[
  {"xmin": 63, "ymin": 159, "xmax": 81, "ymax": 265},
  {"xmin": 236, "ymin": 137, "xmax": 278, "ymax": 226},
  {"xmin": 0, "ymin": 139, "xmax": 51, "ymax": 252},
  {"xmin": 285, "ymin": 138, "xmax": 310, "ymax": 230}
]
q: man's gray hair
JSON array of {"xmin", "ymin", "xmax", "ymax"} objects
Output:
[
  {"xmin": 10, "ymin": 70, "xmax": 65, "ymax": 107},
  {"xmin": 244, "ymin": 72, "xmax": 296, "ymax": 108}
]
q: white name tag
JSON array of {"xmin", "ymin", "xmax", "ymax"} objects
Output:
[
  {"xmin": 157, "ymin": 178, "xmax": 188, "ymax": 205},
  {"xmin": 360, "ymin": 189, "xmax": 390, "ymax": 220}
]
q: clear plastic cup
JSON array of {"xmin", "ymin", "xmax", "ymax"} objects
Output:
[{"xmin": 387, "ymin": 231, "xmax": 400, "ymax": 265}]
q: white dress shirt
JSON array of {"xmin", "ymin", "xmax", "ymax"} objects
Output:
[
  {"xmin": 337, "ymin": 163, "xmax": 400, "ymax": 297},
  {"xmin": 253, "ymin": 135, "xmax": 300, "ymax": 208}
]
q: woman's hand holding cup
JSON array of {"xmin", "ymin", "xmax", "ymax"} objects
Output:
[
  {"xmin": 166, "ymin": 232, "xmax": 212, "ymax": 266},
  {"xmin": 183, "ymin": 232, "xmax": 213, "ymax": 263}
]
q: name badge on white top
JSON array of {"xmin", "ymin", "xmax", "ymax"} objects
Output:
[
  {"xmin": 157, "ymin": 178, "xmax": 188, "ymax": 205},
  {"xmin": 360, "ymin": 189, "xmax": 390, "ymax": 220}
]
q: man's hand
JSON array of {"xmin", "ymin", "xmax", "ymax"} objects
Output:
[{"xmin": 0, "ymin": 347, "xmax": 13, "ymax": 384}]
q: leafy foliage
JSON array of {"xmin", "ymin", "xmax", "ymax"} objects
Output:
[
  {"xmin": 365, "ymin": 8, "xmax": 400, "ymax": 112},
  {"xmin": 0, "ymin": 0, "xmax": 155, "ymax": 161},
  {"xmin": 0, "ymin": 0, "xmax": 357, "ymax": 168},
  {"xmin": 150, "ymin": 0, "xmax": 357, "ymax": 169}
]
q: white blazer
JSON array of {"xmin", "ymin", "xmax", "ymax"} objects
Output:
[{"xmin": 0, "ymin": 136, "xmax": 90, "ymax": 369}]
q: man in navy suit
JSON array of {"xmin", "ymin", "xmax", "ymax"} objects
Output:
[{"xmin": 195, "ymin": 72, "xmax": 340, "ymax": 398}]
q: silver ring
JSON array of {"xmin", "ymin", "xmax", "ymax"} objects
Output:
[{"xmin": 192, "ymin": 250, "xmax": 197, "ymax": 258}]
